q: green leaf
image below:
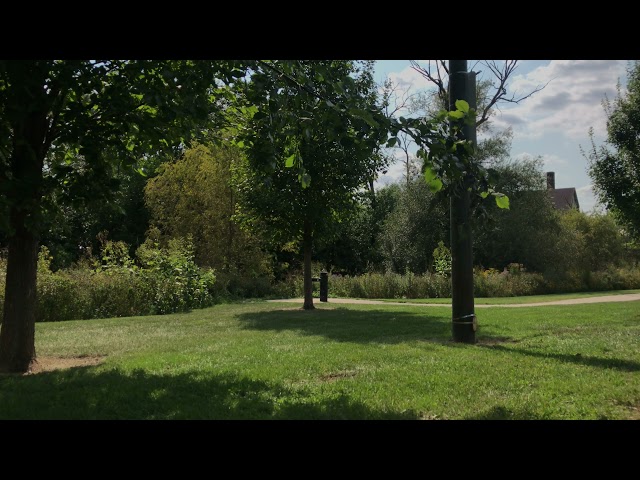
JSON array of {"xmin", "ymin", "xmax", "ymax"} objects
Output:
[
  {"xmin": 424, "ymin": 166, "xmax": 438, "ymax": 183},
  {"xmin": 386, "ymin": 137, "xmax": 397, "ymax": 148},
  {"xmin": 495, "ymin": 194, "xmax": 510, "ymax": 209},
  {"xmin": 480, "ymin": 191, "xmax": 489, "ymax": 199},
  {"xmin": 285, "ymin": 154, "xmax": 295, "ymax": 168},
  {"xmin": 236, "ymin": 140, "xmax": 245, "ymax": 149},
  {"xmin": 351, "ymin": 108, "xmax": 378, "ymax": 128},
  {"xmin": 424, "ymin": 167, "xmax": 443, "ymax": 193},
  {"xmin": 448, "ymin": 110, "xmax": 464, "ymax": 119},
  {"xmin": 428, "ymin": 178, "xmax": 443, "ymax": 193},
  {"xmin": 455, "ymin": 99, "xmax": 470, "ymax": 113},
  {"xmin": 301, "ymin": 173, "xmax": 311, "ymax": 188}
]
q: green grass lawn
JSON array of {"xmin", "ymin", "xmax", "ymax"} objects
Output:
[
  {"xmin": 370, "ymin": 289, "xmax": 640, "ymax": 305},
  {"xmin": 1, "ymin": 299, "xmax": 639, "ymax": 419}
]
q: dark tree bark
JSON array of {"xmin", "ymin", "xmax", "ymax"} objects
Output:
[
  {"xmin": 0, "ymin": 215, "xmax": 39, "ymax": 373},
  {"xmin": 0, "ymin": 99, "xmax": 48, "ymax": 373},
  {"xmin": 302, "ymin": 218, "xmax": 315, "ymax": 310}
]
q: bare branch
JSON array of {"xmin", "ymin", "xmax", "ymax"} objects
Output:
[
  {"xmin": 408, "ymin": 60, "xmax": 547, "ymax": 129},
  {"xmin": 381, "ymin": 77, "xmax": 418, "ymax": 118},
  {"xmin": 410, "ymin": 60, "xmax": 447, "ymax": 99},
  {"xmin": 475, "ymin": 60, "xmax": 547, "ymax": 127}
]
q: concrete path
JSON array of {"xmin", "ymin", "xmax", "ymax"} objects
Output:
[{"xmin": 267, "ymin": 293, "xmax": 640, "ymax": 308}]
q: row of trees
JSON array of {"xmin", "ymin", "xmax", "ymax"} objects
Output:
[{"xmin": 34, "ymin": 129, "xmax": 636, "ymax": 291}]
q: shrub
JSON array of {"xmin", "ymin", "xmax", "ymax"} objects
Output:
[
  {"xmin": 433, "ymin": 241, "xmax": 452, "ymax": 277},
  {"xmin": 135, "ymin": 237, "xmax": 217, "ymax": 314},
  {"xmin": 474, "ymin": 269, "xmax": 546, "ymax": 297},
  {"xmin": 0, "ymin": 238, "xmax": 218, "ymax": 323}
]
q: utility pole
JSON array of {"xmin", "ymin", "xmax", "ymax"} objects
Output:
[{"xmin": 449, "ymin": 60, "xmax": 477, "ymax": 343}]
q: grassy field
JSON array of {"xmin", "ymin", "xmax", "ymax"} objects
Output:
[
  {"xmin": 371, "ymin": 289, "xmax": 640, "ymax": 305},
  {"xmin": 0, "ymin": 298, "xmax": 639, "ymax": 419}
]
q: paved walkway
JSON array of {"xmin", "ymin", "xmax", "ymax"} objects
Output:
[{"xmin": 267, "ymin": 293, "xmax": 640, "ymax": 308}]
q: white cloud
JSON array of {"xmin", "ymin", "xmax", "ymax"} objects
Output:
[
  {"xmin": 385, "ymin": 64, "xmax": 437, "ymax": 92},
  {"xmin": 541, "ymin": 153, "xmax": 568, "ymax": 168},
  {"xmin": 576, "ymin": 184, "xmax": 599, "ymax": 213},
  {"xmin": 512, "ymin": 152, "xmax": 568, "ymax": 169},
  {"xmin": 380, "ymin": 61, "xmax": 629, "ymax": 142},
  {"xmin": 375, "ymin": 160, "xmax": 404, "ymax": 187},
  {"xmin": 375, "ymin": 149, "xmax": 411, "ymax": 187},
  {"xmin": 491, "ymin": 60, "xmax": 628, "ymax": 141}
]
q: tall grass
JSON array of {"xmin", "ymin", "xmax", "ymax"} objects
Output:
[{"xmin": 288, "ymin": 267, "xmax": 640, "ymax": 300}]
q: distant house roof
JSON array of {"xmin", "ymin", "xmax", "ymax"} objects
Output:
[
  {"xmin": 550, "ymin": 187, "xmax": 580, "ymax": 211},
  {"xmin": 545, "ymin": 172, "xmax": 580, "ymax": 211}
]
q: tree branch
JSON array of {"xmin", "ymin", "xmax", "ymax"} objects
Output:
[
  {"xmin": 381, "ymin": 78, "xmax": 417, "ymax": 118},
  {"xmin": 476, "ymin": 60, "xmax": 547, "ymax": 127},
  {"xmin": 410, "ymin": 60, "xmax": 447, "ymax": 99},
  {"xmin": 412, "ymin": 60, "xmax": 547, "ymax": 129}
]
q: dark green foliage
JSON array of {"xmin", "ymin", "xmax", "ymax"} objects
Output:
[
  {"xmin": 314, "ymin": 187, "xmax": 398, "ymax": 274},
  {"xmin": 234, "ymin": 60, "xmax": 386, "ymax": 244},
  {"xmin": 0, "ymin": 60, "xmax": 236, "ymax": 229},
  {"xmin": 135, "ymin": 237, "xmax": 217, "ymax": 314},
  {"xmin": 472, "ymin": 155, "xmax": 561, "ymax": 272},
  {"xmin": 40, "ymin": 156, "xmax": 162, "ymax": 269},
  {"xmin": 378, "ymin": 179, "xmax": 449, "ymax": 274}
]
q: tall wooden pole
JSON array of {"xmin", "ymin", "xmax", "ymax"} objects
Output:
[{"xmin": 449, "ymin": 60, "xmax": 477, "ymax": 343}]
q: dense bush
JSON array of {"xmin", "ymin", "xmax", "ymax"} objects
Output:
[
  {"xmin": 135, "ymin": 237, "xmax": 217, "ymax": 314},
  {"xmin": 0, "ymin": 238, "xmax": 218, "ymax": 323},
  {"xmin": 473, "ymin": 268, "xmax": 546, "ymax": 297}
]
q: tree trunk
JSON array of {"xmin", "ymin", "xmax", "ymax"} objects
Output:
[
  {"xmin": 0, "ymin": 95, "xmax": 48, "ymax": 373},
  {"xmin": 0, "ymin": 217, "xmax": 39, "ymax": 373},
  {"xmin": 368, "ymin": 178, "xmax": 376, "ymax": 207},
  {"xmin": 302, "ymin": 218, "xmax": 314, "ymax": 310}
]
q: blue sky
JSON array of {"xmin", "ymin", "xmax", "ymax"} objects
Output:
[{"xmin": 373, "ymin": 60, "xmax": 631, "ymax": 212}]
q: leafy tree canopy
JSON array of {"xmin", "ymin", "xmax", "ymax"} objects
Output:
[{"xmin": 584, "ymin": 60, "xmax": 640, "ymax": 238}]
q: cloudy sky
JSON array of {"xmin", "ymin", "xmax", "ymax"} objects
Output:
[{"xmin": 373, "ymin": 60, "xmax": 631, "ymax": 212}]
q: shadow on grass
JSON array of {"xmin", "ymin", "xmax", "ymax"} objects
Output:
[
  {"xmin": 479, "ymin": 344, "xmax": 640, "ymax": 372},
  {"xmin": 237, "ymin": 307, "xmax": 454, "ymax": 345},
  {"xmin": 0, "ymin": 366, "xmax": 420, "ymax": 420},
  {"xmin": 465, "ymin": 405, "xmax": 547, "ymax": 420}
]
